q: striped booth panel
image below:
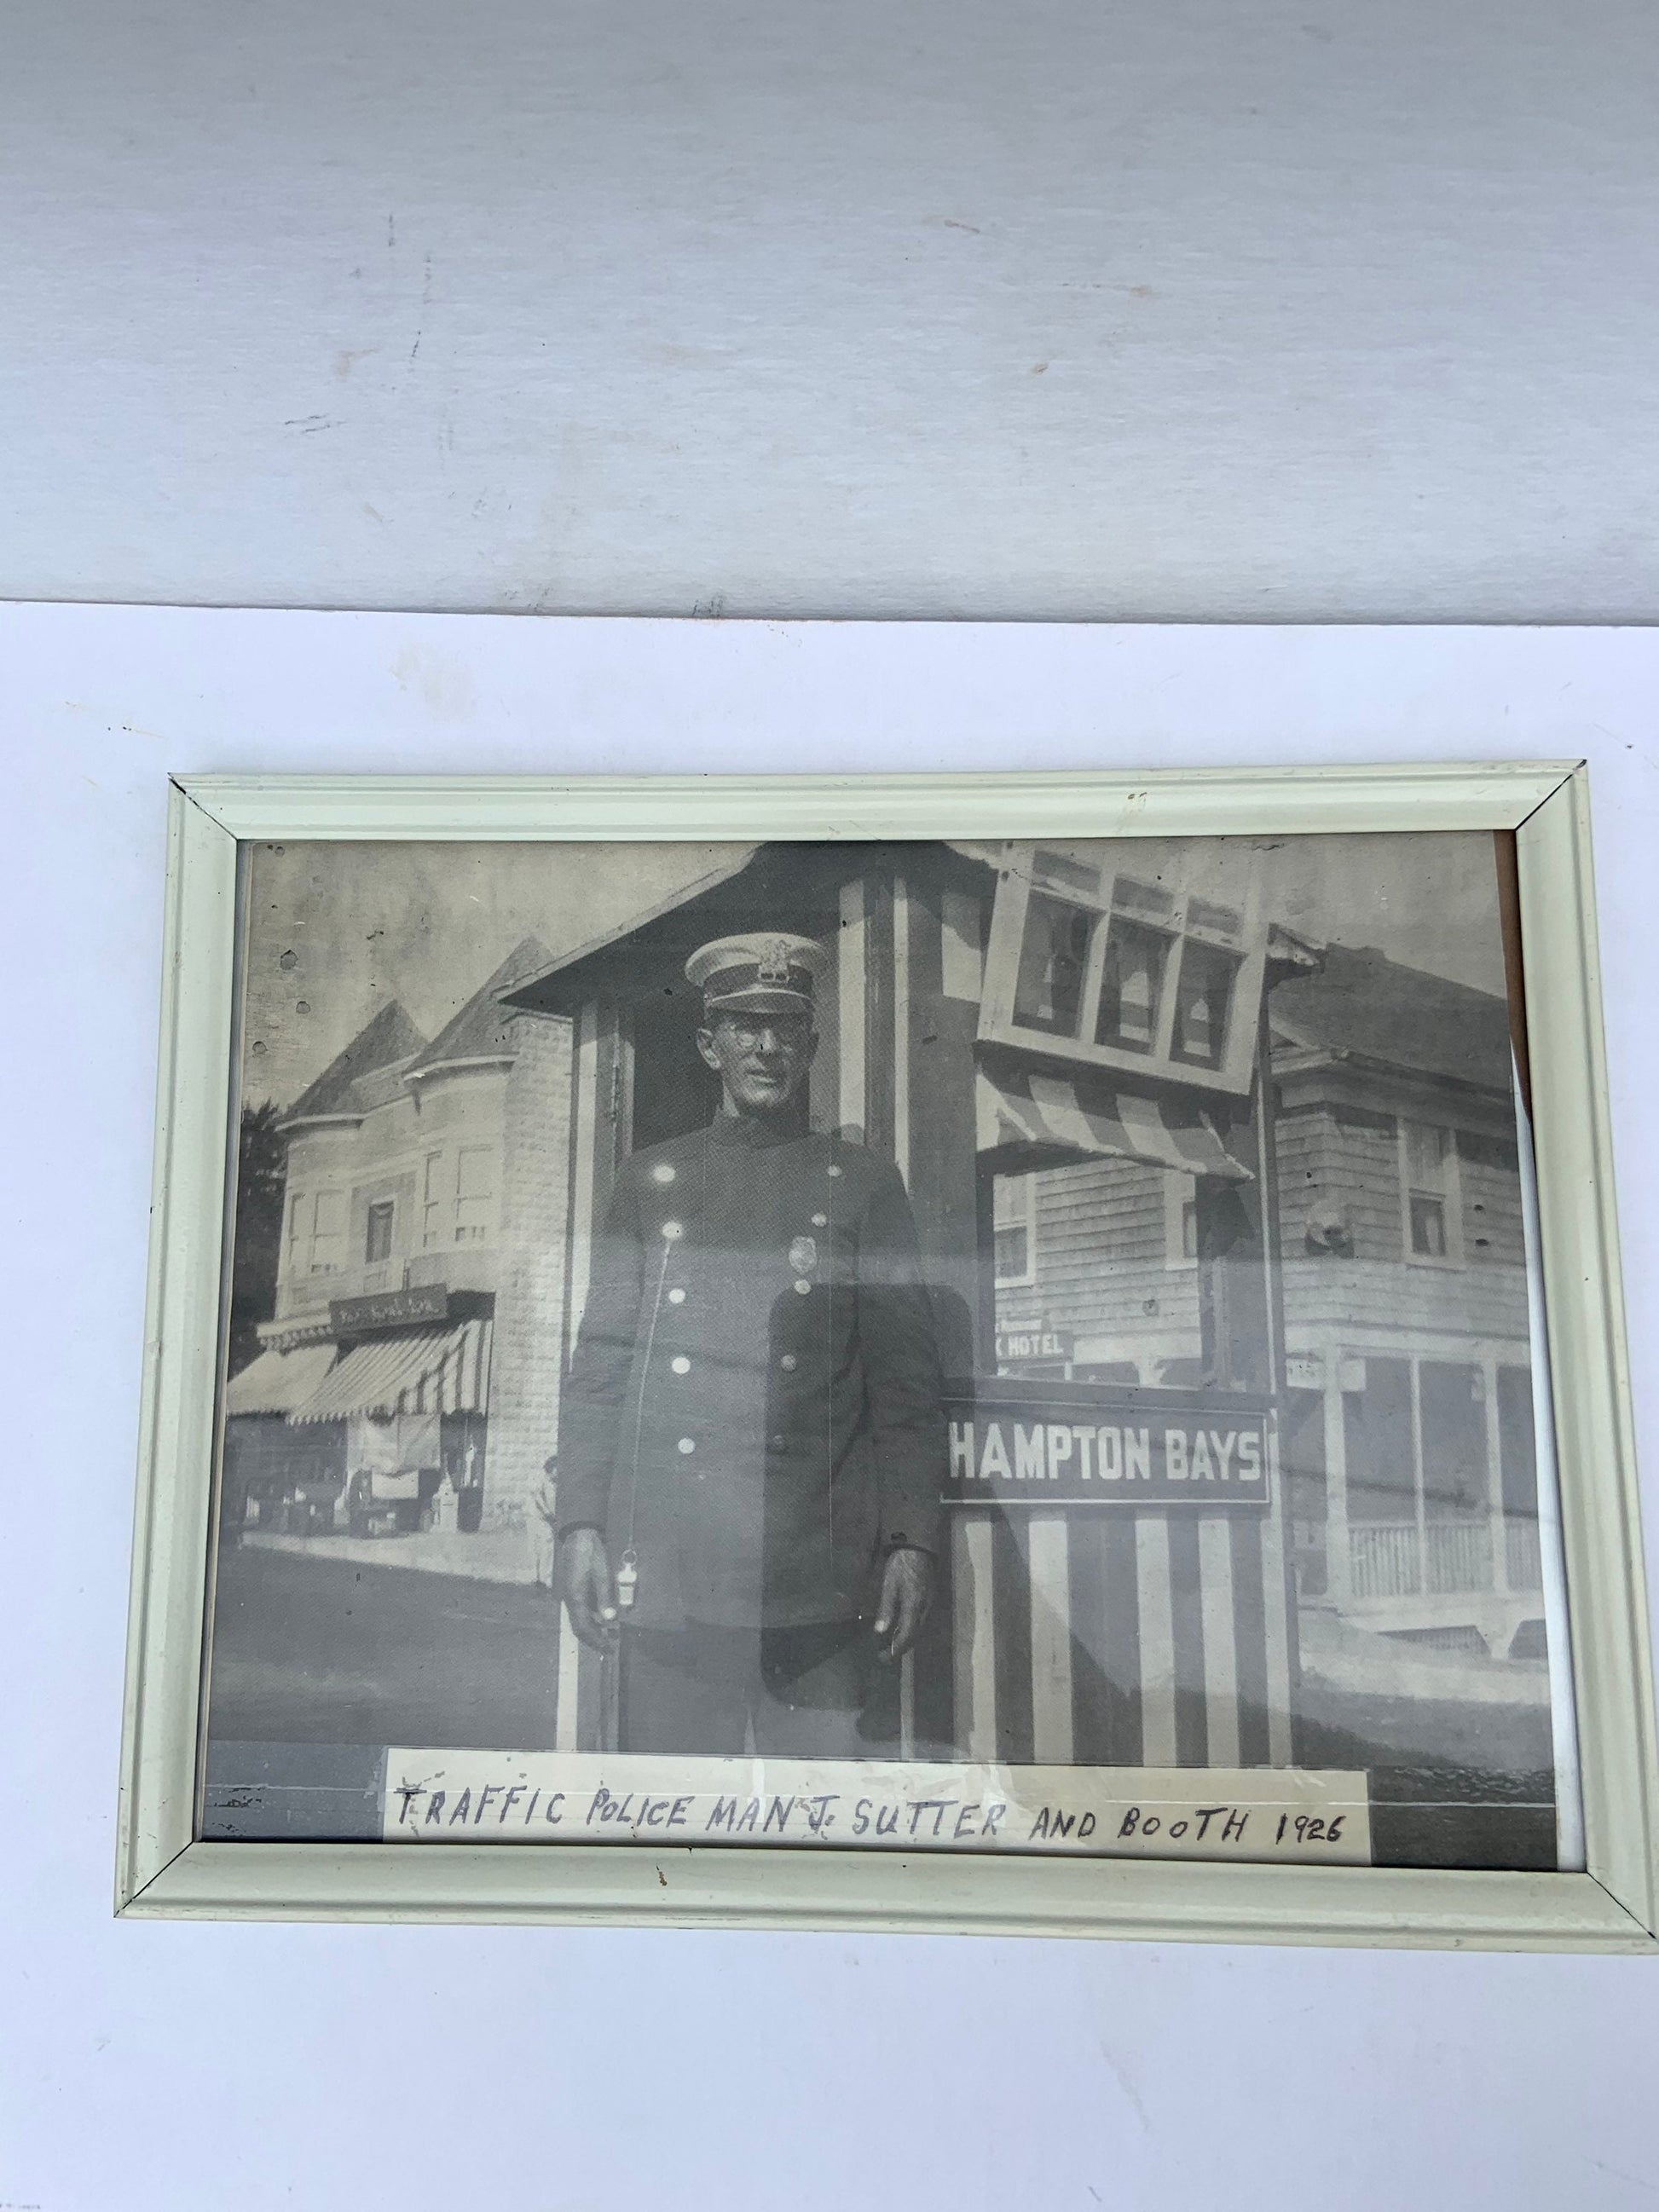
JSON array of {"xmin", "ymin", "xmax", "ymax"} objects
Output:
[
  {"xmin": 549, "ymin": 1405, "xmax": 1295, "ymax": 1769},
  {"xmin": 946, "ymin": 1505, "xmax": 1293, "ymax": 1770}
]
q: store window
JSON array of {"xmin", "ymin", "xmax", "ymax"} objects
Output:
[
  {"xmin": 1343, "ymin": 1355, "xmax": 1417, "ymax": 1525},
  {"xmin": 1418, "ymin": 1362, "xmax": 1488, "ymax": 1521},
  {"xmin": 1338, "ymin": 1354, "xmax": 1533, "ymax": 1601}
]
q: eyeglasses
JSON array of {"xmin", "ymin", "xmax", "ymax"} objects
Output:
[{"xmin": 714, "ymin": 1017, "xmax": 811, "ymax": 1050}]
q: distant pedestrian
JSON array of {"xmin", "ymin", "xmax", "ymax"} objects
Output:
[{"xmin": 529, "ymin": 1455, "xmax": 560, "ymax": 1592}]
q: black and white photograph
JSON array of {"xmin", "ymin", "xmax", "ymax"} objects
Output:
[{"xmin": 201, "ymin": 825, "xmax": 1576, "ymax": 1873}]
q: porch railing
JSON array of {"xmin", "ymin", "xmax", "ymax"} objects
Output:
[
  {"xmin": 1505, "ymin": 1519, "xmax": 1544, "ymax": 1591},
  {"xmin": 1350, "ymin": 1521, "xmax": 1499, "ymax": 1599},
  {"xmin": 1353, "ymin": 1512, "xmax": 1548, "ymax": 1601},
  {"xmin": 1350, "ymin": 1523, "xmax": 1422, "ymax": 1599}
]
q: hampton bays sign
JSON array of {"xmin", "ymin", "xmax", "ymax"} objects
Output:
[{"xmin": 941, "ymin": 1386, "xmax": 1271, "ymax": 1510}]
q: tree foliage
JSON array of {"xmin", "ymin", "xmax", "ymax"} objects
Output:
[{"xmin": 228, "ymin": 1100, "xmax": 286, "ymax": 1376}]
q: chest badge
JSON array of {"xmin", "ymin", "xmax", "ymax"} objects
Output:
[{"xmin": 789, "ymin": 1234, "xmax": 818, "ymax": 1276}]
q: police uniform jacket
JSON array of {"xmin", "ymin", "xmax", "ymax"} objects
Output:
[{"xmin": 556, "ymin": 1110, "xmax": 946, "ymax": 1632}]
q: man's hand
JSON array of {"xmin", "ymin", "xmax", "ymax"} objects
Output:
[
  {"xmin": 872, "ymin": 1546, "xmax": 936, "ymax": 1662},
  {"xmin": 558, "ymin": 1526, "xmax": 617, "ymax": 1649}
]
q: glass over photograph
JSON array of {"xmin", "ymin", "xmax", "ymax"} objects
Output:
[{"xmin": 200, "ymin": 831, "xmax": 1579, "ymax": 1874}]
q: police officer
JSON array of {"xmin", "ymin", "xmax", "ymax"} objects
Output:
[{"xmin": 555, "ymin": 932, "xmax": 945, "ymax": 1755}]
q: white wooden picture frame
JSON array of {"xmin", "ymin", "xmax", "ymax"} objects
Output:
[{"xmin": 117, "ymin": 762, "xmax": 1658, "ymax": 1948}]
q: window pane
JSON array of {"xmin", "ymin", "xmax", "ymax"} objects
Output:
[
  {"xmin": 1409, "ymin": 1193, "xmax": 1447, "ymax": 1256},
  {"xmin": 1187, "ymin": 897, "xmax": 1242, "ymax": 941},
  {"xmin": 1344, "ymin": 1355, "xmax": 1415, "ymax": 1521},
  {"xmin": 1419, "ymin": 1361, "xmax": 1488, "ymax": 1521},
  {"xmin": 311, "ymin": 1188, "xmax": 346, "ymax": 1267},
  {"xmin": 1110, "ymin": 873, "xmax": 1177, "ymax": 925},
  {"xmin": 1406, "ymin": 1123, "xmax": 1451, "ymax": 1183},
  {"xmin": 365, "ymin": 1201, "xmax": 394, "ymax": 1262},
  {"xmin": 1170, "ymin": 940, "xmax": 1240, "ymax": 1068},
  {"xmin": 1012, "ymin": 892, "xmax": 1092, "ymax": 1036},
  {"xmin": 456, "ymin": 1145, "xmax": 494, "ymax": 1201},
  {"xmin": 454, "ymin": 1144, "xmax": 495, "ymax": 1241},
  {"xmin": 1095, "ymin": 917, "xmax": 1168, "ymax": 1051},
  {"xmin": 993, "ymin": 1224, "xmax": 1028, "ymax": 1281},
  {"xmin": 1032, "ymin": 848, "xmax": 1103, "ymax": 898}
]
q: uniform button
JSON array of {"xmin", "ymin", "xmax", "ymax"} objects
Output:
[
  {"xmin": 794, "ymin": 1279, "xmax": 812, "ymax": 1295},
  {"xmin": 779, "ymin": 1354, "xmax": 797, "ymax": 1372},
  {"xmin": 661, "ymin": 1220, "xmax": 684, "ymax": 1241},
  {"xmin": 670, "ymin": 1355, "xmax": 691, "ymax": 1375},
  {"xmin": 677, "ymin": 1436, "xmax": 696, "ymax": 1455},
  {"xmin": 811, "ymin": 1212, "xmax": 828, "ymax": 1227},
  {"xmin": 668, "ymin": 1287, "xmax": 685, "ymax": 1304},
  {"xmin": 651, "ymin": 1163, "xmax": 676, "ymax": 1184},
  {"xmin": 827, "ymin": 1164, "xmax": 843, "ymax": 1179}
]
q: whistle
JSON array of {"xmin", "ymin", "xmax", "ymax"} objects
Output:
[{"xmin": 615, "ymin": 1551, "xmax": 639, "ymax": 1609}]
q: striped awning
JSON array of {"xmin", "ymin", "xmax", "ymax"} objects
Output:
[
  {"xmin": 224, "ymin": 1342, "xmax": 338, "ymax": 1417},
  {"xmin": 287, "ymin": 1319, "xmax": 493, "ymax": 1425},
  {"xmin": 976, "ymin": 1066, "xmax": 1252, "ymax": 1182}
]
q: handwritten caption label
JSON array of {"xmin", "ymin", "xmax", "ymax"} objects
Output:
[{"xmin": 381, "ymin": 1753, "xmax": 1370, "ymax": 1864}]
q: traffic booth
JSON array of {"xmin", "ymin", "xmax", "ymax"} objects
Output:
[{"xmin": 503, "ymin": 838, "xmax": 1316, "ymax": 1769}]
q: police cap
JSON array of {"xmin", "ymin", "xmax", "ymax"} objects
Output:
[{"xmin": 685, "ymin": 933, "xmax": 827, "ymax": 1019}]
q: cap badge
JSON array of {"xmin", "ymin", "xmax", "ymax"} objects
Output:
[
  {"xmin": 789, "ymin": 1235, "xmax": 818, "ymax": 1275},
  {"xmin": 758, "ymin": 939, "xmax": 794, "ymax": 986}
]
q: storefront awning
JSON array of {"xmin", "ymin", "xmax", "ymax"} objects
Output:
[
  {"xmin": 224, "ymin": 1343, "xmax": 338, "ymax": 1417},
  {"xmin": 976, "ymin": 1066, "xmax": 1253, "ymax": 1182},
  {"xmin": 287, "ymin": 1319, "xmax": 493, "ymax": 1425}
]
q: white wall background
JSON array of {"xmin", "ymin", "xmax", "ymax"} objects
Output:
[
  {"xmin": 3, "ymin": 612, "xmax": 1658, "ymax": 2212},
  {"xmin": 1, "ymin": 0, "xmax": 1656, "ymax": 621}
]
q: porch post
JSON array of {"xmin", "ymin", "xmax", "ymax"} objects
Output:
[{"xmin": 1322, "ymin": 1354, "xmax": 1353, "ymax": 1608}]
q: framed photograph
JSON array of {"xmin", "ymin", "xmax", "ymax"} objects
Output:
[{"xmin": 118, "ymin": 761, "xmax": 1658, "ymax": 1948}]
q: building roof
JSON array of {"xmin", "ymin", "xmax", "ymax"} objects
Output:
[
  {"xmin": 284, "ymin": 1001, "xmax": 427, "ymax": 1123},
  {"xmin": 1269, "ymin": 942, "xmax": 1515, "ymax": 1094},
  {"xmin": 408, "ymin": 936, "xmax": 552, "ymax": 1077},
  {"xmin": 500, "ymin": 843, "xmax": 995, "ymax": 1014}
]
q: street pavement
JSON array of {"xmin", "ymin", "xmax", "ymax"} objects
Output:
[{"xmin": 206, "ymin": 1543, "xmax": 564, "ymax": 1750}]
